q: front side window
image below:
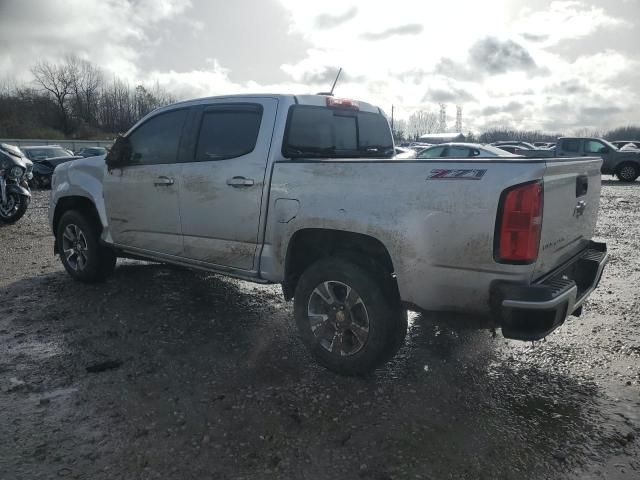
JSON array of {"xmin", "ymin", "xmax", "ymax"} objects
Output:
[
  {"xmin": 584, "ymin": 140, "xmax": 607, "ymax": 154},
  {"xmin": 282, "ymin": 105, "xmax": 394, "ymax": 158},
  {"xmin": 127, "ymin": 108, "xmax": 188, "ymax": 166},
  {"xmin": 560, "ymin": 139, "xmax": 580, "ymax": 153},
  {"xmin": 195, "ymin": 104, "xmax": 263, "ymax": 161}
]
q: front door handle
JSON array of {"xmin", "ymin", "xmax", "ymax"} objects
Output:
[
  {"xmin": 154, "ymin": 176, "xmax": 174, "ymax": 186},
  {"xmin": 226, "ymin": 176, "xmax": 255, "ymax": 188}
]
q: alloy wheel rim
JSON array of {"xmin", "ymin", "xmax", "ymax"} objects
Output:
[
  {"xmin": 61, "ymin": 224, "xmax": 89, "ymax": 271},
  {"xmin": 307, "ymin": 280, "xmax": 370, "ymax": 356},
  {"xmin": 620, "ymin": 166, "xmax": 636, "ymax": 180}
]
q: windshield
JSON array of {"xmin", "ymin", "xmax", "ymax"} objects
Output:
[
  {"xmin": 25, "ymin": 147, "xmax": 72, "ymax": 160},
  {"xmin": 282, "ymin": 105, "xmax": 394, "ymax": 158},
  {"xmin": 601, "ymin": 139, "xmax": 618, "ymax": 150}
]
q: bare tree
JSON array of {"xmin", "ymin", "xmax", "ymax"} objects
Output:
[
  {"xmin": 405, "ymin": 110, "xmax": 439, "ymax": 140},
  {"xmin": 393, "ymin": 118, "xmax": 407, "ymax": 142},
  {"xmin": 67, "ymin": 55, "xmax": 103, "ymax": 125},
  {"xmin": 571, "ymin": 127, "xmax": 603, "ymax": 138},
  {"xmin": 31, "ymin": 60, "xmax": 74, "ymax": 134}
]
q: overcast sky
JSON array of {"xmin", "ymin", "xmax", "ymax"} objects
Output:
[{"xmin": 1, "ymin": 0, "xmax": 639, "ymax": 132}]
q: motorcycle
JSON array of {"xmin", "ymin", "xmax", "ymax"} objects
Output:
[{"xmin": 0, "ymin": 143, "xmax": 33, "ymax": 224}]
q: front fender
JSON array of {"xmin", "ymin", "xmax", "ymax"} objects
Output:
[
  {"xmin": 604, "ymin": 153, "xmax": 640, "ymax": 172},
  {"xmin": 7, "ymin": 183, "xmax": 31, "ymax": 198}
]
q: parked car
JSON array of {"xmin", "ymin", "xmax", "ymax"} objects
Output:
[
  {"xmin": 417, "ymin": 143, "xmax": 521, "ymax": 158},
  {"xmin": 495, "ymin": 144, "xmax": 555, "ymax": 158},
  {"xmin": 491, "ymin": 141, "xmax": 537, "ymax": 150},
  {"xmin": 21, "ymin": 145, "xmax": 74, "ymax": 161},
  {"xmin": 21, "ymin": 146, "xmax": 81, "ymax": 189},
  {"xmin": 75, "ymin": 147, "xmax": 108, "ymax": 158},
  {"xmin": 493, "ymin": 144, "xmax": 523, "ymax": 155},
  {"xmin": 533, "ymin": 142, "xmax": 556, "ymax": 149},
  {"xmin": 394, "ymin": 146, "xmax": 417, "ymax": 159},
  {"xmin": 555, "ymin": 137, "xmax": 640, "ymax": 182},
  {"xmin": 49, "ymin": 93, "xmax": 608, "ymax": 375},
  {"xmin": 618, "ymin": 142, "xmax": 640, "ymax": 151},
  {"xmin": 611, "ymin": 140, "xmax": 640, "ymax": 150}
]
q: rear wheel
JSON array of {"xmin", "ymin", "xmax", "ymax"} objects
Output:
[
  {"xmin": 56, "ymin": 210, "xmax": 116, "ymax": 282},
  {"xmin": 616, "ymin": 162, "xmax": 639, "ymax": 182},
  {"xmin": 294, "ymin": 257, "xmax": 406, "ymax": 376}
]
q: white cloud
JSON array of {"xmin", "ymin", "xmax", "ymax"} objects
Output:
[
  {"xmin": 515, "ymin": 0, "xmax": 629, "ymax": 47},
  {"xmin": 1, "ymin": 0, "xmax": 638, "ymax": 132}
]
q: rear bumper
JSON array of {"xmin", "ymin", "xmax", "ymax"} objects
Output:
[{"xmin": 491, "ymin": 241, "xmax": 608, "ymax": 341}]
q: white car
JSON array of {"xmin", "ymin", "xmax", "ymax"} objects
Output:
[{"xmin": 417, "ymin": 142, "xmax": 521, "ymax": 158}]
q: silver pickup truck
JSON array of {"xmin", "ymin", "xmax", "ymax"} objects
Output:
[{"xmin": 49, "ymin": 94, "xmax": 608, "ymax": 375}]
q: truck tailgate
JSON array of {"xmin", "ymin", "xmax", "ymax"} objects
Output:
[{"xmin": 533, "ymin": 156, "xmax": 602, "ymax": 279}]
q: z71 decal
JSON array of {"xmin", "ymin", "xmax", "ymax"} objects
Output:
[{"xmin": 427, "ymin": 169, "xmax": 487, "ymax": 180}]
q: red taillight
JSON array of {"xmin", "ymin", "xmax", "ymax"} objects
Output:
[
  {"xmin": 326, "ymin": 97, "xmax": 359, "ymax": 110},
  {"xmin": 495, "ymin": 181, "xmax": 543, "ymax": 263}
]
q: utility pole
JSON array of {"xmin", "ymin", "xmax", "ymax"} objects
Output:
[
  {"xmin": 391, "ymin": 105, "xmax": 394, "ymax": 132},
  {"xmin": 455, "ymin": 105, "xmax": 462, "ymax": 133}
]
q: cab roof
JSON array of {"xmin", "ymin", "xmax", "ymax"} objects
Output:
[{"xmin": 157, "ymin": 94, "xmax": 382, "ymax": 114}]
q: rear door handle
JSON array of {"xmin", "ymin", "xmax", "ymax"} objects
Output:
[
  {"xmin": 226, "ymin": 176, "xmax": 254, "ymax": 187},
  {"xmin": 154, "ymin": 176, "xmax": 174, "ymax": 186}
]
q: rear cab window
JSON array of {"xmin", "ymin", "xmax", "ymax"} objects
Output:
[
  {"xmin": 282, "ymin": 104, "xmax": 394, "ymax": 158},
  {"xmin": 560, "ymin": 139, "xmax": 580, "ymax": 153}
]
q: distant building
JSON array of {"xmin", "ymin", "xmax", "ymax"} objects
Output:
[{"xmin": 418, "ymin": 132, "xmax": 465, "ymax": 144}]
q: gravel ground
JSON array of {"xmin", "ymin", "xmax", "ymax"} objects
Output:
[{"xmin": 1, "ymin": 179, "xmax": 639, "ymax": 480}]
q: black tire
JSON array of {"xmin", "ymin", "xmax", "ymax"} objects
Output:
[
  {"xmin": 56, "ymin": 209, "xmax": 116, "ymax": 282},
  {"xmin": 32, "ymin": 174, "xmax": 50, "ymax": 190},
  {"xmin": 294, "ymin": 257, "xmax": 407, "ymax": 376},
  {"xmin": 616, "ymin": 162, "xmax": 639, "ymax": 182},
  {"xmin": 0, "ymin": 193, "xmax": 29, "ymax": 224}
]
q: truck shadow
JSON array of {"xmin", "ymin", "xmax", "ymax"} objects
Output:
[
  {"xmin": 601, "ymin": 179, "xmax": 639, "ymax": 187},
  {"xmin": 0, "ymin": 263, "xmax": 623, "ymax": 479}
]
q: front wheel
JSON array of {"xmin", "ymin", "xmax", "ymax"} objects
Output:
[
  {"xmin": 56, "ymin": 210, "xmax": 116, "ymax": 282},
  {"xmin": 616, "ymin": 162, "xmax": 639, "ymax": 182},
  {"xmin": 294, "ymin": 257, "xmax": 407, "ymax": 376},
  {"xmin": 0, "ymin": 192, "xmax": 29, "ymax": 224}
]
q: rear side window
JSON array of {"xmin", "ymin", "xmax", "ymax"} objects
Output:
[
  {"xmin": 282, "ymin": 105, "xmax": 393, "ymax": 158},
  {"xmin": 444, "ymin": 146, "xmax": 471, "ymax": 157},
  {"xmin": 418, "ymin": 146, "xmax": 445, "ymax": 158},
  {"xmin": 195, "ymin": 104, "xmax": 263, "ymax": 161},
  {"xmin": 128, "ymin": 109, "xmax": 188, "ymax": 165},
  {"xmin": 560, "ymin": 139, "xmax": 580, "ymax": 153}
]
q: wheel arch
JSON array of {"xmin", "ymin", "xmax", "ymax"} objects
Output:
[
  {"xmin": 52, "ymin": 195, "xmax": 103, "ymax": 253},
  {"xmin": 282, "ymin": 228, "xmax": 397, "ymax": 301}
]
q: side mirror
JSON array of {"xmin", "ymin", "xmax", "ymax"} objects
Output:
[
  {"xmin": 106, "ymin": 135, "xmax": 131, "ymax": 170},
  {"xmin": 598, "ymin": 147, "xmax": 609, "ymax": 154}
]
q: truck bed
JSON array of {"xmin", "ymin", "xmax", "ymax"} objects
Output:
[{"xmin": 261, "ymin": 156, "xmax": 603, "ymax": 316}]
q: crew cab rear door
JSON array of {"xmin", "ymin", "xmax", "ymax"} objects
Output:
[
  {"xmin": 533, "ymin": 156, "xmax": 602, "ymax": 279},
  {"xmin": 178, "ymin": 97, "xmax": 278, "ymax": 271}
]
